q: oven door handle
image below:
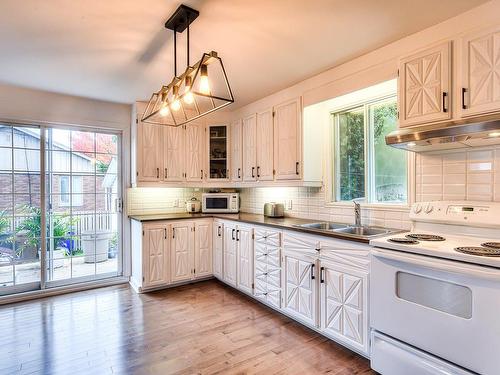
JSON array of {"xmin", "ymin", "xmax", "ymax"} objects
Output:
[{"xmin": 372, "ymin": 248, "xmax": 500, "ymax": 281}]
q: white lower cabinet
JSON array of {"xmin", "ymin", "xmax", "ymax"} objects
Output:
[
  {"xmin": 254, "ymin": 227, "xmax": 282, "ymax": 308},
  {"xmin": 170, "ymin": 221, "xmax": 194, "ymax": 283},
  {"xmin": 319, "ymin": 260, "xmax": 369, "ymax": 355},
  {"xmin": 212, "ymin": 220, "xmax": 224, "ymax": 280},
  {"xmin": 282, "ymin": 249, "xmax": 318, "ymax": 327},
  {"xmin": 142, "ymin": 223, "xmax": 170, "ymax": 289},
  {"xmin": 194, "ymin": 220, "xmax": 213, "ymax": 278},
  {"xmin": 236, "ymin": 225, "xmax": 254, "ymax": 294},
  {"xmin": 223, "ymin": 223, "xmax": 238, "ymax": 287}
]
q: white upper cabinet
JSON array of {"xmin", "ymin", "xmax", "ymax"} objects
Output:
[
  {"xmin": 230, "ymin": 119, "xmax": 243, "ymax": 182},
  {"xmin": 142, "ymin": 223, "xmax": 169, "ymax": 288},
  {"xmin": 194, "ymin": 220, "xmax": 212, "ymax": 278},
  {"xmin": 461, "ymin": 25, "xmax": 500, "ymax": 117},
  {"xmin": 242, "ymin": 114, "xmax": 257, "ymax": 182},
  {"xmin": 207, "ymin": 124, "xmax": 229, "ymax": 181},
  {"xmin": 274, "ymin": 98, "xmax": 302, "ymax": 180},
  {"xmin": 398, "ymin": 41, "xmax": 452, "ymax": 127},
  {"xmin": 185, "ymin": 123, "xmax": 205, "ymax": 181},
  {"xmin": 164, "ymin": 126, "xmax": 185, "ymax": 182},
  {"xmin": 137, "ymin": 122, "xmax": 162, "ymax": 182},
  {"xmin": 256, "ymin": 108, "xmax": 274, "ymax": 181}
]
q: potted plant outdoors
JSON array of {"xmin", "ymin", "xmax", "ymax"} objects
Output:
[
  {"xmin": 15, "ymin": 206, "xmax": 78, "ymax": 268},
  {"xmin": 0, "ymin": 210, "xmax": 13, "ymax": 265}
]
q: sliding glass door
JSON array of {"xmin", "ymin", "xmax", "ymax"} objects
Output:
[{"xmin": 0, "ymin": 123, "xmax": 122, "ymax": 296}]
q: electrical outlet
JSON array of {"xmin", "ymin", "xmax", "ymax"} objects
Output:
[{"xmin": 287, "ymin": 199, "xmax": 293, "ymax": 210}]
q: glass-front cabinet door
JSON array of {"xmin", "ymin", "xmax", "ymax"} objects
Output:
[{"xmin": 207, "ymin": 125, "xmax": 229, "ymax": 181}]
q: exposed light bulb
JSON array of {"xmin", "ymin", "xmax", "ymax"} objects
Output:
[
  {"xmin": 159, "ymin": 104, "xmax": 169, "ymax": 117},
  {"xmin": 184, "ymin": 91, "xmax": 194, "ymax": 104},
  {"xmin": 488, "ymin": 132, "xmax": 500, "ymax": 138},
  {"xmin": 200, "ymin": 64, "xmax": 210, "ymax": 95},
  {"xmin": 407, "ymin": 142, "xmax": 416, "ymax": 147},
  {"xmin": 171, "ymin": 99, "xmax": 181, "ymax": 111}
]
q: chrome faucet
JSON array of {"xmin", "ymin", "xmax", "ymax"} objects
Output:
[{"xmin": 353, "ymin": 199, "xmax": 362, "ymax": 227}]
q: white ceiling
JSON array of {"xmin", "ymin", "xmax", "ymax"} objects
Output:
[{"xmin": 0, "ymin": 0, "xmax": 488, "ymax": 108}]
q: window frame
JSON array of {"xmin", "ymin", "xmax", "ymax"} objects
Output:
[
  {"xmin": 58, "ymin": 175, "xmax": 83, "ymax": 207},
  {"xmin": 330, "ymin": 94, "xmax": 409, "ymax": 206}
]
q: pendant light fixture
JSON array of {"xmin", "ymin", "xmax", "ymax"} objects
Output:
[{"xmin": 141, "ymin": 4, "xmax": 234, "ymax": 127}]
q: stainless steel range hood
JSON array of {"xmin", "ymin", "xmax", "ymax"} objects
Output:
[{"xmin": 386, "ymin": 114, "xmax": 500, "ymax": 152}]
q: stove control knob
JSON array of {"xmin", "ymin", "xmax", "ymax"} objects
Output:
[
  {"xmin": 424, "ymin": 203, "xmax": 434, "ymax": 214},
  {"xmin": 413, "ymin": 204, "xmax": 422, "ymax": 214}
]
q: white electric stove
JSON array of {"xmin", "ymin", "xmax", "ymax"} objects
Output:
[{"xmin": 369, "ymin": 201, "xmax": 500, "ymax": 375}]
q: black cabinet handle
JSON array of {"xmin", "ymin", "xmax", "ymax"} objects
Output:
[
  {"xmin": 156, "ymin": 168, "xmax": 160, "ymax": 178},
  {"xmin": 164, "ymin": 228, "xmax": 167, "ymax": 239},
  {"xmin": 236, "ymin": 229, "xmax": 240, "ymax": 241},
  {"xmin": 442, "ymin": 92, "xmax": 448, "ymax": 113},
  {"xmin": 462, "ymin": 88, "xmax": 467, "ymax": 110},
  {"xmin": 201, "ymin": 169, "xmax": 203, "ymax": 180},
  {"xmin": 320, "ymin": 267, "xmax": 325, "ymax": 283},
  {"xmin": 237, "ymin": 168, "xmax": 241, "ymax": 179},
  {"xmin": 252, "ymin": 167, "xmax": 255, "ymax": 178},
  {"xmin": 232, "ymin": 229, "xmax": 235, "ymax": 241},
  {"xmin": 311, "ymin": 264, "xmax": 315, "ymax": 280},
  {"xmin": 217, "ymin": 225, "xmax": 221, "ymax": 237},
  {"xmin": 295, "ymin": 162, "xmax": 299, "ymax": 175},
  {"xmin": 172, "ymin": 228, "xmax": 175, "ymax": 239},
  {"xmin": 257, "ymin": 166, "xmax": 260, "ymax": 178},
  {"xmin": 164, "ymin": 168, "xmax": 168, "ymax": 179}
]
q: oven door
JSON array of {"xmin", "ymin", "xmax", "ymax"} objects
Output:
[
  {"xmin": 202, "ymin": 195, "xmax": 229, "ymax": 212},
  {"xmin": 371, "ymin": 248, "xmax": 500, "ymax": 375}
]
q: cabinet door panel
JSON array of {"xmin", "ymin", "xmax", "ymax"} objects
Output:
[
  {"xmin": 399, "ymin": 42, "xmax": 451, "ymax": 127},
  {"xmin": 266, "ymin": 289, "xmax": 281, "ymax": 309},
  {"xmin": 237, "ymin": 227, "xmax": 254, "ymax": 294},
  {"xmin": 223, "ymin": 225, "xmax": 237, "ymax": 287},
  {"xmin": 170, "ymin": 223, "xmax": 193, "ymax": 283},
  {"xmin": 213, "ymin": 222, "xmax": 224, "ymax": 279},
  {"xmin": 164, "ymin": 126, "xmax": 185, "ymax": 181},
  {"xmin": 256, "ymin": 109, "xmax": 274, "ymax": 181},
  {"xmin": 242, "ymin": 114, "xmax": 257, "ymax": 181},
  {"xmin": 462, "ymin": 27, "xmax": 500, "ymax": 117},
  {"xmin": 195, "ymin": 221, "xmax": 212, "ymax": 278},
  {"xmin": 230, "ymin": 120, "xmax": 243, "ymax": 181},
  {"xmin": 320, "ymin": 263, "xmax": 368, "ymax": 355},
  {"xmin": 137, "ymin": 122, "xmax": 162, "ymax": 182},
  {"xmin": 282, "ymin": 252, "xmax": 317, "ymax": 327},
  {"xmin": 185, "ymin": 124, "xmax": 204, "ymax": 181},
  {"xmin": 143, "ymin": 226, "xmax": 169, "ymax": 287},
  {"xmin": 274, "ymin": 98, "xmax": 302, "ymax": 180}
]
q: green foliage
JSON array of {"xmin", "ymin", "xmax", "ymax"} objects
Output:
[{"xmin": 0, "ymin": 210, "xmax": 10, "ymax": 235}]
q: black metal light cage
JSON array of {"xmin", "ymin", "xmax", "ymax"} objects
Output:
[
  {"xmin": 141, "ymin": 51, "xmax": 234, "ymax": 127},
  {"xmin": 141, "ymin": 4, "xmax": 234, "ymax": 127}
]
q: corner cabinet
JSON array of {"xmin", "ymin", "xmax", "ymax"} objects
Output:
[
  {"xmin": 398, "ymin": 41, "xmax": 452, "ymax": 128},
  {"xmin": 207, "ymin": 124, "xmax": 229, "ymax": 181}
]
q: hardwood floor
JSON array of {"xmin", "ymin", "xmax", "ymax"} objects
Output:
[{"xmin": 0, "ymin": 280, "xmax": 375, "ymax": 375}]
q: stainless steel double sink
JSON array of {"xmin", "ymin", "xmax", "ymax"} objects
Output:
[{"xmin": 292, "ymin": 222, "xmax": 394, "ymax": 238}]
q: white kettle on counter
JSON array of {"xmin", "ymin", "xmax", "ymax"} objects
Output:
[{"xmin": 185, "ymin": 197, "xmax": 202, "ymax": 213}]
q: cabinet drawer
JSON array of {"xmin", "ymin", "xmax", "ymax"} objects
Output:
[{"xmin": 255, "ymin": 229, "xmax": 281, "ymax": 247}]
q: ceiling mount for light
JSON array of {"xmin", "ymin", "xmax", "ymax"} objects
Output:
[{"xmin": 141, "ymin": 4, "xmax": 234, "ymax": 127}]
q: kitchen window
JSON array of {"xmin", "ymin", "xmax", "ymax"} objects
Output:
[{"xmin": 332, "ymin": 95, "xmax": 407, "ymax": 204}]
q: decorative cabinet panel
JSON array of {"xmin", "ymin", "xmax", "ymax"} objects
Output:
[
  {"xmin": 461, "ymin": 26, "xmax": 500, "ymax": 117},
  {"xmin": 230, "ymin": 119, "xmax": 243, "ymax": 182},
  {"xmin": 320, "ymin": 261, "xmax": 369, "ymax": 355},
  {"xmin": 398, "ymin": 42, "xmax": 451, "ymax": 127},
  {"xmin": 223, "ymin": 224, "xmax": 238, "ymax": 287},
  {"xmin": 242, "ymin": 114, "xmax": 257, "ymax": 182},
  {"xmin": 283, "ymin": 231, "xmax": 320, "ymax": 255},
  {"xmin": 274, "ymin": 98, "xmax": 302, "ymax": 180},
  {"xmin": 256, "ymin": 108, "xmax": 274, "ymax": 181},
  {"xmin": 164, "ymin": 126, "xmax": 185, "ymax": 182},
  {"xmin": 236, "ymin": 225, "xmax": 254, "ymax": 294},
  {"xmin": 170, "ymin": 222, "xmax": 194, "ymax": 283},
  {"xmin": 137, "ymin": 122, "xmax": 162, "ymax": 182},
  {"xmin": 142, "ymin": 224, "xmax": 169, "ymax": 288},
  {"xmin": 185, "ymin": 123, "xmax": 205, "ymax": 181},
  {"xmin": 195, "ymin": 220, "xmax": 212, "ymax": 278},
  {"xmin": 282, "ymin": 250, "xmax": 318, "ymax": 327},
  {"xmin": 213, "ymin": 221, "xmax": 224, "ymax": 279},
  {"xmin": 207, "ymin": 124, "xmax": 229, "ymax": 181},
  {"xmin": 254, "ymin": 228, "xmax": 281, "ymax": 308}
]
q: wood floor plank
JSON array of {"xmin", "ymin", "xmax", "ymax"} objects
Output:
[{"xmin": 0, "ymin": 280, "xmax": 374, "ymax": 375}]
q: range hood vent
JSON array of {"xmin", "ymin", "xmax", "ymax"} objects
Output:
[{"xmin": 386, "ymin": 114, "xmax": 500, "ymax": 152}]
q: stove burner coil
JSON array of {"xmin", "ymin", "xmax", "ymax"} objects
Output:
[
  {"xmin": 455, "ymin": 247, "xmax": 500, "ymax": 257},
  {"xmin": 481, "ymin": 242, "xmax": 500, "ymax": 250},
  {"xmin": 406, "ymin": 234, "xmax": 446, "ymax": 242},
  {"xmin": 388, "ymin": 238, "xmax": 420, "ymax": 244}
]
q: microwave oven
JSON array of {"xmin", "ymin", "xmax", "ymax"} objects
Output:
[{"xmin": 202, "ymin": 193, "xmax": 239, "ymax": 213}]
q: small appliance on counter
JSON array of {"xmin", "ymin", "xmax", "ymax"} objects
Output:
[
  {"xmin": 264, "ymin": 202, "xmax": 284, "ymax": 218},
  {"xmin": 202, "ymin": 192, "xmax": 239, "ymax": 213},
  {"xmin": 185, "ymin": 197, "xmax": 201, "ymax": 213}
]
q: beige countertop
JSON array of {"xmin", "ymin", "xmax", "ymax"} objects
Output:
[{"xmin": 128, "ymin": 212, "xmax": 387, "ymax": 243}]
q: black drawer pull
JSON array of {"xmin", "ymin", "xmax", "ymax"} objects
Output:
[
  {"xmin": 462, "ymin": 88, "xmax": 467, "ymax": 110},
  {"xmin": 320, "ymin": 267, "xmax": 325, "ymax": 283},
  {"xmin": 295, "ymin": 161, "xmax": 299, "ymax": 175},
  {"xmin": 311, "ymin": 264, "xmax": 315, "ymax": 280},
  {"xmin": 237, "ymin": 168, "xmax": 241, "ymax": 179},
  {"xmin": 442, "ymin": 92, "xmax": 448, "ymax": 113},
  {"xmin": 232, "ymin": 229, "xmax": 235, "ymax": 241},
  {"xmin": 252, "ymin": 166, "xmax": 255, "ymax": 178}
]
